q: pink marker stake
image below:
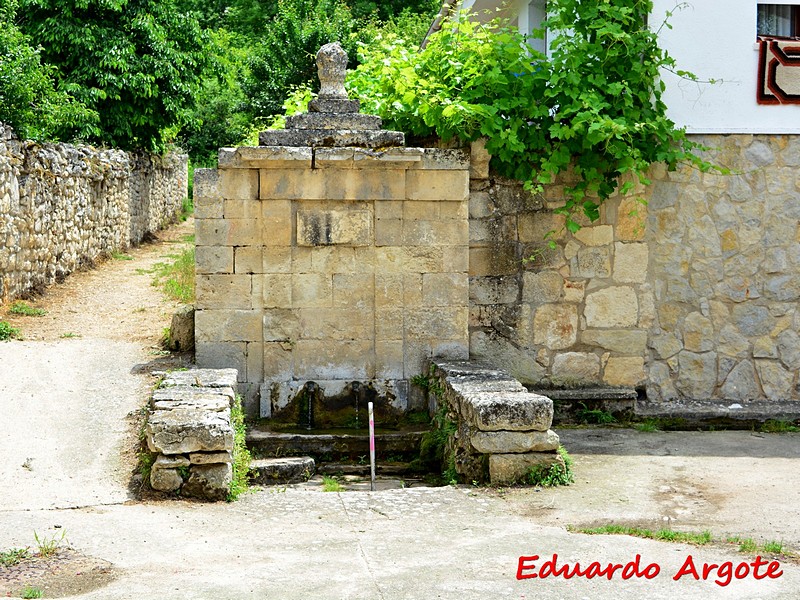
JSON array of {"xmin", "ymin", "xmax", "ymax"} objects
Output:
[{"xmin": 368, "ymin": 401, "xmax": 376, "ymax": 491}]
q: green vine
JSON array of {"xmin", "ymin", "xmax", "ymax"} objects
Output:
[{"xmin": 347, "ymin": 1, "xmax": 722, "ymax": 232}]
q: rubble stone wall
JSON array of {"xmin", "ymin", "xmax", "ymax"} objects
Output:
[{"xmin": 0, "ymin": 123, "xmax": 187, "ymax": 302}]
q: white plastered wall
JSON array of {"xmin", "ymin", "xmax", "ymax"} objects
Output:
[{"xmin": 652, "ymin": 0, "xmax": 800, "ymax": 133}]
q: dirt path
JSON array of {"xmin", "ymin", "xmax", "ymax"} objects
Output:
[
  {"xmin": 0, "ymin": 218, "xmax": 194, "ymax": 512},
  {"xmin": 3, "ymin": 218, "xmax": 194, "ymax": 344}
]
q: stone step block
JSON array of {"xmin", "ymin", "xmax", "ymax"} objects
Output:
[
  {"xmin": 462, "ymin": 391, "xmax": 554, "ymax": 432},
  {"xmin": 146, "ymin": 408, "xmax": 234, "ymax": 455},
  {"xmin": 151, "ymin": 386, "xmax": 233, "ymax": 412},
  {"xmin": 470, "ymin": 429, "xmax": 560, "ymax": 454},
  {"xmin": 250, "ymin": 457, "xmax": 316, "ymax": 485},
  {"xmin": 160, "ymin": 368, "xmax": 238, "ymax": 389},
  {"xmin": 182, "ymin": 463, "xmax": 232, "ymax": 502},
  {"xmin": 489, "ymin": 452, "xmax": 564, "ymax": 485}
]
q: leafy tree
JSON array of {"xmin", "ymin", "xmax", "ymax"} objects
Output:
[
  {"xmin": 348, "ymin": 0, "xmax": 439, "ymax": 21},
  {"xmin": 0, "ymin": 0, "xmax": 97, "ymax": 140},
  {"xmin": 19, "ymin": 0, "xmax": 210, "ymax": 152},
  {"xmin": 349, "ymin": 1, "xmax": 718, "ymax": 231},
  {"xmin": 244, "ymin": 0, "xmax": 359, "ymax": 119}
]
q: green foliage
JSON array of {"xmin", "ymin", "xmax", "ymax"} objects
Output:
[
  {"xmin": 34, "ymin": 529, "xmax": 67, "ymax": 557},
  {"xmin": 322, "ymin": 475, "xmax": 344, "ymax": 492},
  {"xmin": 527, "ymin": 446, "xmax": 574, "ymax": 487},
  {"xmin": 9, "ymin": 301, "xmax": 46, "ymax": 316},
  {"xmin": 228, "ymin": 394, "xmax": 252, "ymax": 501},
  {"xmin": 349, "ymin": 3, "xmax": 719, "ymax": 229},
  {"xmin": 577, "ymin": 402, "xmax": 616, "ymax": 425},
  {"xmin": 244, "ymin": 0, "xmax": 359, "ymax": 119},
  {"xmin": 635, "ymin": 418, "xmax": 661, "ymax": 432},
  {"xmin": 759, "ymin": 420, "xmax": 800, "ymax": 433},
  {"xmin": 0, "ymin": 321, "xmax": 21, "ymax": 340},
  {"xmin": 179, "ymin": 29, "xmax": 253, "ymax": 163},
  {"xmin": 0, "ymin": 0, "xmax": 97, "ymax": 140},
  {"xmin": 19, "ymin": 0, "xmax": 210, "ymax": 152},
  {"xmin": 21, "ymin": 587, "xmax": 43, "ymax": 599}
]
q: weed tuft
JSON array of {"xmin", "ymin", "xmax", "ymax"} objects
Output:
[
  {"xmin": 527, "ymin": 446, "xmax": 575, "ymax": 487},
  {"xmin": 9, "ymin": 301, "xmax": 46, "ymax": 316},
  {"xmin": 577, "ymin": 402, "xmax": 616, "ymax": 425},
  {"xmin": 0, "ymin": 321, "xmax": 21, "ymax": 340},
  {"xmin": 34, "ymin": 529, "xmax": 67, "ymax": 557},
  {"xmin": 577, "ymin": 524, "xmax": 713, "ymax": 546},
  {"xmin": 59, "ymin": 332, "xmax": 80, "ymax": 339},
  {"xmin": 0, "ymin": 547, "xmax": 30, "ymax": 566},
  {"xmin": 759, "ymin": 420, "xmax": 799, "ymax": 433},
  {"xmin": 21, "ymin": 586, "xmax": 43, "ymax": 599},
  {"xmin": 151, "ymin": 247, "xmax": 195, "ymax": 303},
  {"xmin": 110, "ymin": 251, "xmax": 134, "ymax": 261},
  {"xmin": 322, "ymin": 476, "xmax": 344, "ymax": 492},
  {"xmin": 228, "ymin": 395, "xmax": 252, "ymax": 501}
]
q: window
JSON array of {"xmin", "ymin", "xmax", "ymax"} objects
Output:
[
  {"xmin": 758, "ymin": 4, "xmax": 800, "ymax": 38},
  {"xmin": 527, "ymin": 0, "xmax": 547, "ymax": 55}
]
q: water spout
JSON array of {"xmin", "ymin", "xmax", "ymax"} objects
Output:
[{"xmin": 299, "ymin": 381, "xmax": 319, "ymax": 430}]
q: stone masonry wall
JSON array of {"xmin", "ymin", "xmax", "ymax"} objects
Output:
[
  {"xmin": 194, "ymin": 146, "xmax": 470, "ymax": 418},
  {"xmin": 468, "ymin": 141, "xmax": 651, "ymax": 391},
  {"xmin": 469, "ymin": 135, "xmax": 800, "ymax": 404},
  {"xmin": 0, "ymin": 123, "xmax": 187, "ymax": 302},
  {"xmin": 646, "ymin": 135, "xmax": 800, "ymax": 402}
]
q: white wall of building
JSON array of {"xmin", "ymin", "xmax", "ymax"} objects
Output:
[{"xmin": 652, "ymin": 0, "xmax": 800, "ymax": 133}]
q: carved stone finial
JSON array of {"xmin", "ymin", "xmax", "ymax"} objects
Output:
[{"xmin": 316, "ymin": 42, "xmax": 349, "ymax": 99}]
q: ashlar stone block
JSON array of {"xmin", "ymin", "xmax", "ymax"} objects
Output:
[
  {"xmin": 462, "ymin": 391, "xmax": 553, "ymax": 432},
  {"xmin": 146, "ymin": 409, "xmax": 234, "ymax": 455},
  {"xmin": 297, "ymin": 209, "xmax": 372, "ymax": 246}
]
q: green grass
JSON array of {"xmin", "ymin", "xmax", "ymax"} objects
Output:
[
  {"xmin": 527, "ymin": 446, "xmax": 575, "ymax": 487},
  {"xmin": 148, "ymin": 246, "xmax": 195, "ymax": 303},
  {"xmin": 0, "ymin": 321, "xmax": 21, "ymax": 340},
  {"xmin": 322, "ymin": 476, "xmax": 344, "ymax": 492},
  {"xmin": 635, "ymin": 418, "xmax": 661, "ymax": 432},
  {"xmin": 576, "ymin": 524, "xmax": 713, "ymax": 546},
  {"xmin": 577, "ymin": 403, "xmax": 616, "ymax": 425},
  {"xmin": 0, "ymin": 547, "xmax": 30, "ymax": 566},
  {"xmin": 34, "ymin": 529, "xmax": 66, "ymax": 558},
  {"xmin": 110, "ymin": 250, "xmax": 134, "ymax": 261},
  {"xmin": 228, "ymin": 395, "xmax": 252, "ymax": 501},
  {"xmin": 9, "ymin": 301, "xmax": 46, "ymax": 316},
  {"xmin": 726, "ymin": 536, "xmax": 786, "ymax": 555},
  {"xmin": 759, "ymin": 420, "xmax": 799, "ymax": 433},
  {"xmin": 60, "ymin": 332, "xmax": 81, "ymax": 339},
  {"xmin": 21, "ymin": 587, "xmax": 43, "ymax": 599}
]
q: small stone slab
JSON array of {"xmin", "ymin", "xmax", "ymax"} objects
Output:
[
  {"xmin": 286, "ymin": 113, "xmax": 381, "ymax": 130},
  {"xmin": 471, "ymin": 429, "xmax": 560, "ymax": 454},
  {"xmin": 153, "ymin": 454, "xmax": 190, "ymax": 469},
  {"xmin": 160, "ymin": 369, "xmax": 238, "ymax": 389},
  {"xmin": 189, "ymin": 451, "xmax": 233, "ymax": 465},
  {"xmin": 462, "ymin": 391, "xmax": 554, "ymax": 432},
  {"xmin": 258, "ymin": 129, "xmax": 404, "ymax": 148},
  {"xmin": 146, "ymin": 409, "xmax": 234, "ymax": 455},
  {"xmin": 250, "ymin": 457, "xmax": 315, "ymax": 485},
  {"xmin": 218, "ymin": 146, "xmax": 312, "ymax": 169},
  {"xmin": 182, "ymin": 463, "xmax": 232, "ymax": 501},
  {"xmin": 489, "ymin": 452, "xmax": 564, "ymax": 485},
  {"xmin": 308, "ymin": 98, "xmax": 360, "ymax": 113},
  {"xmin": 152, "ymin": 386, "xmax": 233, "ymax": 411}
]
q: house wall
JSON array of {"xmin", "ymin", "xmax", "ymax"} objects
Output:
[
  {"xmin": 0, "ymin": 122, "xmax": 187, "ymax": 303},
  {"xmin": 469, "ymin": 134, "xmax": 800, "ymax": 402},
  {"xmin": 653, "ymin": 0, "xmax": 800, "ymax": 134}
]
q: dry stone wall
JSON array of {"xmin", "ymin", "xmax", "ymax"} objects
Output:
[{"xmin": 0, "ymin": 123, "xmax": 187, "ymax": 302}]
